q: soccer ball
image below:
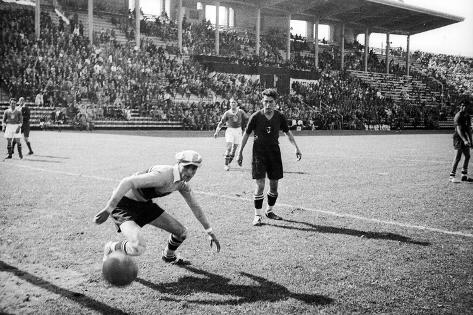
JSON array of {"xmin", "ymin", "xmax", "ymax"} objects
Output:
[{"xmin": 102, "ymin": 251, "xmax": 138, "ymax": 286}]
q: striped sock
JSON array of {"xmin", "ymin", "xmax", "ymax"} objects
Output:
[
  {"xmin": 113, "ymin": 240, "xmax": 128, "ymax": 254},
  {"xmin": 164, "ymin": 234, "xmax": 183, "ymax": 258},
  {"xmin": 267, "ymin": 192, "xmax": 278, "ymax": 211},
  {"xmin": 254, "ymin": 193, "xmax": 264, "ymax": 216}
]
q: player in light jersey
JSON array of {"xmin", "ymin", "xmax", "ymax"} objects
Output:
[
  {"xmin": 214, "ymin": 97, "xmax": 248, "ymax": 171},
  {"xmin": 2, "ymin": 98, "xmax": 23, "ymax": 159},
  {"xmin": 94, "ymin": 150, "xmax": 220, "ymax": 265}
]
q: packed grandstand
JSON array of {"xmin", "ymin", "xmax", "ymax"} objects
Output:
[{"xmin": 0, "ymin": 0, "xmax": 472, "ymax": 131}]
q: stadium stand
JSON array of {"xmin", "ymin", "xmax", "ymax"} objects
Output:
[{"xmin": 0, "ymin": 0, "xmax": 471, "ymax": 131}]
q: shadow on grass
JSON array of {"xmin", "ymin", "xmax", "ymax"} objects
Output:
[
  {"xmin": 0, "ymin": 260, "xmax": 127, "ymax": 314},
  {"xmin": 266, "ymin": 219, "xmax": 431, "ymax": 246},
  {"xmin": 32, "ymin": 155, "xmax": 70, "ymax": 159},
  {"xmin": 229, "ymin": 168, "xmax": 308, "ymax": 175},
  {"xmin": 22, "ymin": 158, "xmax": 63, "ymax": 163},
  {"xmin": 136, "ymin": 266, "xmax": 333, "ymax": 306}
]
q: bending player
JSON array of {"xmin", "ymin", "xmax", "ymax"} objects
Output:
[{"xmin": 94, "ymin": 150, "xmax": 220, "ymax": 264}]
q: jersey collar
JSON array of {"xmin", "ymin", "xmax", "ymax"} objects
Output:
[{"xmin": 172, "ymin": 164, "xmax": 181, "ymax": 182}]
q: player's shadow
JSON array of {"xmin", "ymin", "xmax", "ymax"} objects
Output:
[
  {"xmin": 0, "ymin": 260, "xmax": 127, "ymax": 315},
  {"xmin": 33, "ymin": 155, "xmax": 70, "ymax": 159},
  {"xmin": 21, "ymin": 158, "xmax": 63, "ymax": 163},
  {"xmin": 229, "ymin": 168, "xmax": 308, "ymax": 175},
  {"xmin": 136, "ymin": 266, "xmax": 333, "ymax": 306},
  {"xmin": 266, "ymin": 219, "xmax": 430, "ymax": 246}
]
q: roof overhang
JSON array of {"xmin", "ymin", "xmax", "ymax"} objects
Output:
[{"xmin": 219, "ymin": 0, "xmax": 464, "ymax": 35}]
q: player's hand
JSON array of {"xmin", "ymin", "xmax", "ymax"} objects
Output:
[
  {"xmin": 208, "ymin": 232, "xmax": 221, "ymax": 252},
  {"xmin": 296, "ymin": 149, "xmax": 302, "ymax": 161},
  {"xmin": 15, "ymin": 126, "xmax": 21, "ymax": 134},
  {"xmin": 213, "ymin": 132, "xmax": 218, "ymax": 138},
  {"xmin": 93, "ymin": 207, "xmax": 111, "ymax": 224},
  {"xmin": 236, "ymin": 153, "xmax": 243, "ymax": 166},
  {"xmin": 464, "ymin": 140, "xmax": 471, "ymax": 147}
]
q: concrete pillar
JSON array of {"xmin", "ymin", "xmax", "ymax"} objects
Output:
[
  {"xmin": 340, "ymin": 23, "xmax": 345, "ymax": 70},
  {"xmin": 135, "ymin": 0, "xmax": 140, "ymax": 48},
  {"xmin": 364, "ymin": 28, "xmax": 369, "ymax": 72},
  {"xmin": 386, "ymin": 33, "xmax": 390, "ymax": 73},
  {"xmin": 287, "ymin": 14, "xmax": 291, "ymax": 61},
  {"xmin": 35, "ymin": 0, "xmax": 40, "ymax": 40},
  {"xmin": 306, "ymin": 20, "xmax": 314, "ymax": 41},
  {"xmin": 161, "ymin": 0, "xmax": 165, "ymax": 15},
  {"xmin": 215, "ymin": 2, "xmax": 219, "ymax": 55},
  {"xmin": 314, "ymin": 17, "xmax": 319, "ymax": 69},
  {"xmin": 178, "ymin": 0, "xmax": 182, "ymax": 53},
  {"xmin": 256, "ymin": 8, "xmax": 261, "ymax": 56},
  {"xmin": 88, "ymin": 0, "xmax": 93, "ymax": 44},
  {"xmin": 226, "ymin": 6, "xmax": 230, "ymax": 27},
  {"xmin": 406, "ymin": 34, "xmax": 410, "ymax": 76}
]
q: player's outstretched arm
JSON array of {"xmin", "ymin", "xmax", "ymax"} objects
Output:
[
  {"xmin": 286, "ymin": 130, "xmax": 302, "ymax": 160},
  {"xmin": 236, "ymin": 132, "xmax": 250, "ymax": 166},
  {"xmin": 93, "ymin": 176, "xmax": 135, "ymax": 224},
  {"xmin": 180, "ymin": 190, "xmax": 220, "ymax": 252}
]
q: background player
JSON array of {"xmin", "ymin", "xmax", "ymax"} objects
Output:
[
  {"xmin": 214, "ymin": 97, "xmax": 248, "ymax": 171},
  {"xmin": 13, "ymin": 97, "xmax": 34, "ymax": 155},
  {"xmin": 449, "ymin": 99, "xmax": 472, "ymax": 182},
  {"xmin": 236, "ymin": 89, "xmax": 302, "ymax": 226},
  {"xmin": 93, "ymin": 150, "xmax": 220, "ymax": 264},
  {"xmin": 2, "ymin": 98, "xmax": 23, "ymax": 159}
]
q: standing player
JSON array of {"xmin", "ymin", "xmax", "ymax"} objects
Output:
[
  {"xmin": 17, "ymin": 97, "xmax": 34, "ymax": 155},
  {"xmin": 93, "ymin": 150, "xmax": 221, "ymax": 264},
  {"xmin": 449, "ymin": 99, "xmax": 472, "ymax": 182},
  {"xmin": 236, "ymin": 89, "xmax": 302, "ymax": 226},
  {"xmin": 2, "ymin": 98, "xmax": 23, "ymax": 159},
  {"xmin": 214, "ymin": 97, "xmax": 248, "ymax": 171}
]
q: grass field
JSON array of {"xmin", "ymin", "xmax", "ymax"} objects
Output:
[{"xmin": 1, "ymin": 130, "xmax": 472, "ymax": 314}]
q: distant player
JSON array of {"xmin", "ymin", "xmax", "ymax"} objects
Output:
[
  {"xmin": 94, "ymin": 150, "xmax": 220, "ymax": 264},
  {"xmin": 214, "ymin": 97, "xmax": 248, "ymax": 171},
  {"xmin": 15, "ymin": 97, "xmax": 34, "ymax": 155},
  {"xmin": 449, "ymin": 99, "xmax": 472, "ymax": 182},
  {"xmin": 2, "ymin": 98, "xmax": 23, "ymax": 159},
  {"xmin": 236, "ymin": 89, "xmax": 302, "ymax": 226}
]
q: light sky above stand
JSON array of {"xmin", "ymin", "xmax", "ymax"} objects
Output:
[{"xmin": 134, "ymin": 0, "xmax": 473, "ymax": 57}]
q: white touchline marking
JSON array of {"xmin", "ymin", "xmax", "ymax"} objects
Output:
[{"xmin": 6, "ymin": 163, "xmax": 473, "ymax": 239}]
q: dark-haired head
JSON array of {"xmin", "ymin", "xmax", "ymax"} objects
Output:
[{"xmin": 262, "ymin": 88, "xmax": 279, "ymax": 99}]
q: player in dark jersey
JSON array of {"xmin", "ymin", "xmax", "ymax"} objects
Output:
[
  {"xmin": 449, "ymin": 99, "xmax": 472, "ymax": 182},
  {"xmin": 94, "ymin": 150, "xmax": 220, "ymax": 264},
  {"xmin": 236, "ymin": 89, "xmax": 302, "ymax": 226},
  {"xmin": 13, "ymin": 97, "xmax": 34, "ymax": 155}
]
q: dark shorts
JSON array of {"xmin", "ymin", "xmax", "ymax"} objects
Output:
[
  {"xmin": 252, "ymin": 145, "xmax": 283, "ymax": 180},
  {"xmin": 453, "ymin": 133, "xmax": 468, "ymax": 150},
  {"xmin": 110, "ymin": 197, "xmax": 165, "ymax": 232},
  {"xmin": 21, "ymin": 122, "xmax": 30, "ymax": 137}
]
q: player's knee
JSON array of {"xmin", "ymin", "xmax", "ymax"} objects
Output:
[
  {"xmin": 175, "ymin": 227, "xmax": 188, "ymax": 241},
  {"xmin": 128, "ymin": 239, "xmax": 146, "ymax": 256}
]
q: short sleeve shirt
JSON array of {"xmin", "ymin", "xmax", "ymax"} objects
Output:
[
  {"xmin": 454, "ymin": 111, "xmax": 471, "ymax": 136},
  {"xmin": 245, "ymin": 109, "xmax": 289, "ymax": 147},
  {"xmin": 3, "ymin": 108, "xmax": 23, "ymax": 125},
  {"xmin": 221, "ymin": 108, "xmax": 245, "ymax": 129}
]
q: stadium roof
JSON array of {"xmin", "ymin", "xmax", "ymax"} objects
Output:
[{"xmin": 224, "ymin": 0, "xmax": 464, "ymax": 35}]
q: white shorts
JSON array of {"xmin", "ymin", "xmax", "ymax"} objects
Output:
[
  {"xmin": 4, "ymin": 124, "xmax": 22, "ymax": 139},
  {"xmin": 225, "ymin": 127, "xmax": 242, "ymax": 145}
]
